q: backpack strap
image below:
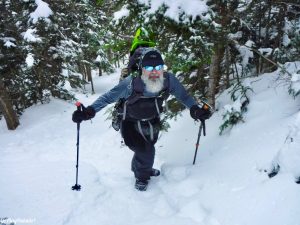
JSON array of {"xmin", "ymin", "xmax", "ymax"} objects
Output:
[
  {"xmin": 158, "ymin": 72, "xmax": 170, "ymax": 111},
  {"xmin": 159, "ymin": 72, "xmax": 170, "ymax": 99},
  {"xmin": 122, "ymin": 76, "xmax": 143, "ymax": 120},
  {"xmin": 137, "ymin": 120, "xmax": 154, "ymax": 142},
  {"xmin": 126, "ymin": 76, "xmax": 144, "ymax": 105},
  {"xmin": 122, "ymin": 73, "xmax": 170, "ymax": 121}
]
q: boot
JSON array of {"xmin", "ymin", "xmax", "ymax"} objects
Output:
[
  {"xmin": 150, "ymin": 168, "xmax": 160, "ymax": 177},
  {"xmin": 135, "ymin": 179, "xmax": 148, "ymax": 191}
]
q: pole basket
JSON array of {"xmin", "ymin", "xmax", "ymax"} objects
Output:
[{"xmin": 72, "ymin": 184, "xmax": 81, "ymax": 191}]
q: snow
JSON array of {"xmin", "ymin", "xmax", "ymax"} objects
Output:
[
  {"xmin": 26, "ymin": 53, "xmax": 34, "ymax": 68},
  {"xmin": 30, "ymin": 0, "xmax": 53, "ymax": 24},
  {"xmin": 290, "ymin": 72, "xmax": 300, "ymax": 96},
  {"xmin": 1, "ymin": 64, "xmax": 300, "ymax": 225},
  {"xmin": 228, "ymin": 31, "xmax": 243, "ymax": 40},
  {"xmin": 258, "ymin": 48, "xmax": 273, "ymax": 56},
  {"xmin": 23, "ymin": 28, "xmax": 42, "ymax": 42},
  {"xmin": 138, "ymin": 0, "xmax": 208, "ymax": 22},
  {"xmin": 224, "ymin": 98, "xmax": 242, "ymax": 113},
  {"xmin": 113, "ymin": 5, "xmax": 130, "ymax": 21},
  {"xmin": 4, "ymin": 40, "xmax": 16, "ymax": 48},
  {"xmin": 1, "ymin": 37, "xmax": 16, "ymax": 48},
  {"xmin": 291, "ymin": 73, "xmax": 300, "ymax": 82},
  {"xmin": 283, "ymin": 18, "xmax": 292, "ymax": 47},
  {"xmin": 237, "ymin": 40, "xmax": 254, "ymax": 67},
  {"xmin": 95, "ymin": 55, "xmax": 101, "ymax": 62}
]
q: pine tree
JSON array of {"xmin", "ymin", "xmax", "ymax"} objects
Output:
[
  {"xmin": 0, "ymin": 0, "xmax": 26, "ymax": 129},
  {"xmin": 0, "ymin": 0, "xmax": 113, "ymax": 129}
]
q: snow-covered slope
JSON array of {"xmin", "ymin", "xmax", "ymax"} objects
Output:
[{"xmin": 1, "ymin": 66, "xmax": 300, "ymax": 225}]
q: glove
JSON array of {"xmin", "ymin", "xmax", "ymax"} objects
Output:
[
  {"xmin": 72, "ymin": 106, "xmax": 96, "ymax": 123},
  {"xmin": 190, "ymin": 105, "xmax": 211, "ymax": 121}
]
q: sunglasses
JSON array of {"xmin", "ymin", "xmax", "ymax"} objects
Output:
[{"xmin": 143, "ymin": 65, "xmax": 163, "ymax": 72}]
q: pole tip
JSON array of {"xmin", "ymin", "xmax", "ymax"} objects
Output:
[{"xmin": 72, "ymin": 184, "xmax": 81, "ymax": 191}]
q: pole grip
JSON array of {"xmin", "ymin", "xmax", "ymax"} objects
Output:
[
  {"xmin": 75, "ymin": 102, "xmax": 81, "ymax": 111},
  {"xmin": 203, "ymin": 104, "xmax": 209, "ymax": 110}
]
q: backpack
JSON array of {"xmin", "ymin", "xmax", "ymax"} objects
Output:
[
  {"xmin": 112, "ymin": 47, "xmax": 166, "ymax": 140},
  {"xmin": 112, "ymin": 72, "xmax": 170, "ymax": 132},
  {"xmin": 120, "ymin": 46, "xmax": 147, "ymax": 81}
]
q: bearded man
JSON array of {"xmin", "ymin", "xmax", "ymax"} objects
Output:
[{"xmin": 72, "ymin": 48, "xmax": 211, "ymax": 191}]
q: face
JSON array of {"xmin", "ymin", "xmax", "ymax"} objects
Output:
[
  {"xmin": 142, "ymin": 65, "xmax": 164, "ymax": 81},
  {"xmin": 141, "ymin": 64, "xmax": 164, "ymax": 93}
]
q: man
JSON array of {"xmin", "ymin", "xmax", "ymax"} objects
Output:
[
  {"xmin": 112, "ymin": 27, "xmax": 155, "ymax": 130},
  {"xmin": 72, "ymin": 48, "xmax": 211, "ymax": 191}
]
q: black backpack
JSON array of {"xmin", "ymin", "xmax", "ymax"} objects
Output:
[
  {"xmin": 120, "ymin": 47, "xmax": 148, "ymax": 81},
  {"xmin": 112, "ymin": 72, "xmax": 170, "ymax": 131}
]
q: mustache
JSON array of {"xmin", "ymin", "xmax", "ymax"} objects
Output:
[
  {"xmin": 149, "ymin": 75, "xmax": 160, "ymax": 79},
  {"xmin": 141, "ymin": 73, "xmax": 164, "ymax": 93}
]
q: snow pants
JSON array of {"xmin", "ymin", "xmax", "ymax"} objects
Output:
[{"xmin": 121, "ymin": 119, "xmax": 159, "ymax": 181}]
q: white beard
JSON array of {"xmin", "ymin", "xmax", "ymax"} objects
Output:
[{"xmin": 141, "ymin": 73, "xmax": 164, "ymax": 93}]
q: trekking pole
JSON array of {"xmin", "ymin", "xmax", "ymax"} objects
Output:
[
  {"xmin": 193, "ymin": 120, "xmax": 205, "ymax": 165},
  {"xmin": 192, "ymin": 100, "xmax": 211, "ymax": 165},
  {"xmin": 72, "ymin": 102, "xmax": 82, "ymax": 191}
]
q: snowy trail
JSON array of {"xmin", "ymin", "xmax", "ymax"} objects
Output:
[{"xmin": 1, "ymin": 68, "xmax": 300, "ymax": 225}]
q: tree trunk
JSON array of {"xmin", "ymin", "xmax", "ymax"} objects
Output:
[
  {"xmin": 77, "ymin": 62, "xmax": 86, "ymax": 81},
  {"xmin": 99, "ymin": 66, "xmax": 102, "ymax": 76},
  {"xmin": 0, "ymin": 80, "xmax": 20, "ymax": 130},
  {"xmin": 224, "ymin": 47, "xmax": 230, "ymax": 89},
  {"xmin": 207, "ymin": 44, "xmax": 225, "ymax": 109},
  {"xmin": 86, "ymin": 66, "xmax": 95, "ymax": 94},
  {"xmin": 196, "ymin": 66, "xmax": 206, "ymax": 96},
  {"xmin": 275, "ymin": 4, "xmax": 287, "ymax": 49},
  {"xmin": 85, "ymin": 65, "xmax": 90, "ymax": 81}
]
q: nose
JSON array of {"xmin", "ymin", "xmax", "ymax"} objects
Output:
[{"xmin": 151, "ymin": 69, "xmax": 159, "ymax": 73}]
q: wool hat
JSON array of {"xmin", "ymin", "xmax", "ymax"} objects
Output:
[{"xmin": 141, "ymin": 49, "xmax": 164, "ymax": 67}]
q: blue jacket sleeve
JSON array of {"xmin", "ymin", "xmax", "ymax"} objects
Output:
[
  {"xmin": 168, "ymin": 73, "xmax": 197, "ymax": 108},
  {"xmin": 90, "ymin": 76, "xmax": 133, "ymax": 112}
]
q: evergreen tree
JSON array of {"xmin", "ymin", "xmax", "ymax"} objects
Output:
[{"xmin": 0, "ymin": 0, "xmax": 113, "ymax": 129}]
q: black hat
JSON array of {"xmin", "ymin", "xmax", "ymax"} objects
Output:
[{"xmin": 141, "ymin": 49, "xmax": 164, "ymax": 67}]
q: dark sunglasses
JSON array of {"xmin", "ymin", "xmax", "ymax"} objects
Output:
[{"xmin": 143, "ymin": 65, "xmax": 163, "ymax": 72}]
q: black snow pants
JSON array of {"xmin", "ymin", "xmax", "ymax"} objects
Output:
[{"xmin": 121, "ymin": 119, "xmax": 160, "ymax": 181}]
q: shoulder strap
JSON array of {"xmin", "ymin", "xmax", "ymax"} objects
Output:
[
  {"xmin": 132, "ymin": 76, "xmax": 144, "ymax": 94},
  {"xmin": 126, "ymin": 77, "xmax": 143, "ymax": 104},
  {"xmin": 159, "ymin": 72, "xmax": 170, "ymax": 99}
]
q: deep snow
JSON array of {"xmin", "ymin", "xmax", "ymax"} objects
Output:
[{"xmin": 1, "ymin": 65, "xmax": 300, "ymax": 225}]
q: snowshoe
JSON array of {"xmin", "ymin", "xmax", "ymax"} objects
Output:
[
  {"xmin": 150, "ymin": 168, "xmax": 160, "ymax": 177},
  {"xmin": 135, "ymin": 179, "xmax": 148, "ymax": 191}
]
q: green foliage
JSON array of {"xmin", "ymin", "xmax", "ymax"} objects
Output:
[
  {"xmin": 229, "ymin": 82, "xmax": 252, "ymax": 110},
  {"xmin": 219, "ymin": 110, "xmax": 244, "ymax": 135},
  {"xmin": 2, "ymin": 0, "xmax": 300, "ymax": 127},
  {"xmin": 219, "ymin": 82, "xmax": 252, "ymax": 135},
  {"xmin": 0, "ymin": 0, "xmax": 114, "ymax": 117},
  {"xmin": 96, "ymin": 0, "xmax": 104, "ymax": 5}
]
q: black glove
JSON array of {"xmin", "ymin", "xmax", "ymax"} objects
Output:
[
  {"xmin": 190, "ymin": 105, "xmax": 211, "ymax": 121},
  {"xmin": 72, "ymin": 106, "xmax": 96, "ymax": 123}
]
